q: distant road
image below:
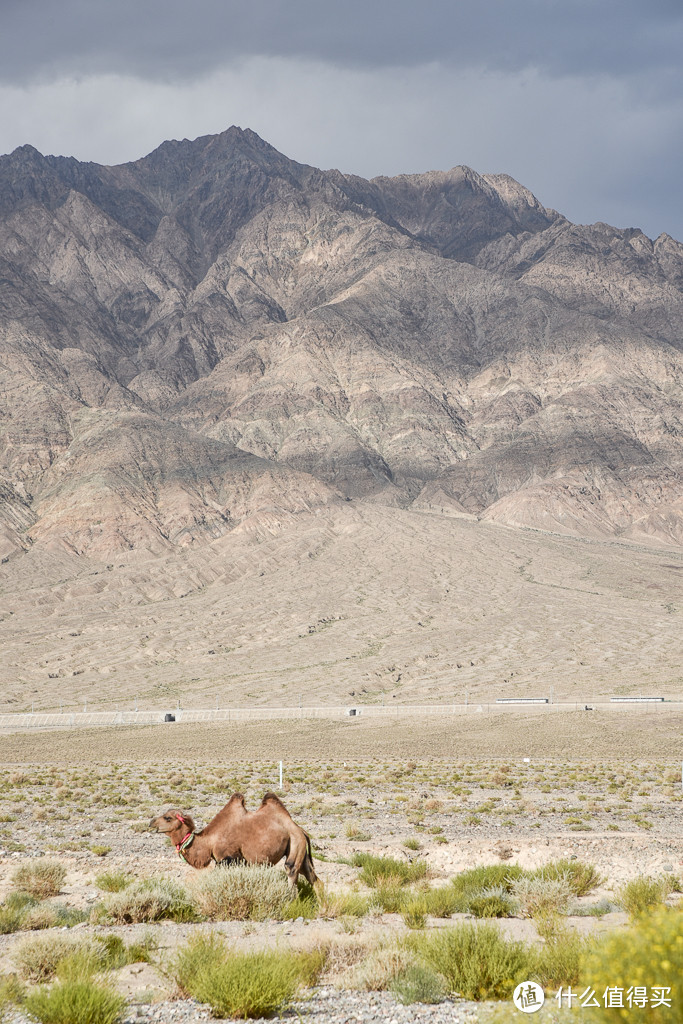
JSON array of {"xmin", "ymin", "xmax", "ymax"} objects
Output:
[{"xmin": 1, "ymin": 700, "xmax": 682, "ymax": 732}]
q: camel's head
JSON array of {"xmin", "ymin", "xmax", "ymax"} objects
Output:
[{"xmin": 148, "ymin": 808, "xmax": 196, "ymax": 842}]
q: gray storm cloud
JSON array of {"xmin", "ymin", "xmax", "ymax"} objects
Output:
[{"xmin": 3, "ymin": 0, "xmax": 683, "ymax": 82}]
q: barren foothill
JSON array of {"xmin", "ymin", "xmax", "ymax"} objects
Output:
[{"xmin": 2, "ymin": 506, "xmax": 683, "ymax": 716}]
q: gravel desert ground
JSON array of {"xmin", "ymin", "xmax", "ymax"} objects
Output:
[{"xmin": 0, "ymin": 716, "xmax": 680, "ymax": 1022}]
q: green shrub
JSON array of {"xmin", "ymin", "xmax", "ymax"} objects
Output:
[
  {"xmin": 0, "ymin": 974, "xmax": 24, "ymax": 1018},
  {"xmin": 415, "ymin": 885, "xmax": 462, "ymax": 918},
  {"xmin": 402, "ymin": 904, "xmax": 426, "ymax": 929},
  {"xmin": 191, "ymin": 864, "xmax": 292, "ymax": 921},
  {"xmin": 105, "ymin": 877, "xmax": 196, "ymax": 923},
  {"xmin": 95, "ymin": 870, "xmax": 132, "ymax": 893},
  {"xmin": 532, "ymin": 859, "xmax": 602, "ymax": 897},
  {"xmin": 96, "ymin": 934, "xmax": 157, "ymax": 970},
  {"xmin": 390, "ymin": 963, "xmax": 446, "ymax": 1004},
  {"xmin": 174, "ymin": 934, "xmax": 317, "ymax": 1019},
  {"xmin": 413, "ymin": 922, "xmax": 533, "ymax": 1000},
  {"xmin": 450, "ymin": 864, "xmax": 524, "ymax": 913},
  {"xmin": 372, "ymin": 879, "xmax": 409, "ymax": 913},
  {"xmin": 279, "ymin": 893, "xmax": 319, "ymax": 920},
  {"xmin": 90, "ymin": 845, "xmax": 111, "ymax": 857},
  {"xmin": 12, "ymin": 860, "xmax": 66, "ymax": 899},
  {"xmin": 617, "ymin": 876, "xmax": 671, "ymax": 919},
  {"xmin": 468, "ymin": 887, "xmax": 518, "ymax": 919},
  {"xmin": 403, "ymin": 838, "xmax": 421, "ymax": 851},
  {"xmin": 319, "ymin": 891, "xmax": 373, "ymax": 918},
  {"xmin": 581, "ymin": 906, "xmax": 682, "ymax": 1022},
  {"xmin": 174, "ymin": 932, "xmax": 226, "ymax": 996},
  {"xmin": 351, "ymin": 853, "xmax": 427, "ymax": 886},
  {"xmin": 534, "ymin": 926, "xmax": 589, "ymax": 989},
  {"xmin": 23, "ymin": 977, "xmax": 125, "ymax": 1024},
  {"xmin": 0, "ymin": 892, "xmax": 37, "ymax": 934}
]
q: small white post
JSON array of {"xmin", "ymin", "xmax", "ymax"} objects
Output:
[{"xmin": 279, "ymin": 761, "xmax": 283, "ymax": 790}]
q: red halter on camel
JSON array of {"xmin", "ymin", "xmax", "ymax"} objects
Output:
[{"xmin": 174, "ymin": 812, "xmax": 195, "ymax": 857}]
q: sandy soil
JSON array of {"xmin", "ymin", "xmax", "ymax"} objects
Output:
[
  {"xmin": 1, "ymin": 709, "xmax": 682, "ymax": 762},
  {"xmin": 2, "ymin": 505, "xmax": 682, "ymax": 714}
]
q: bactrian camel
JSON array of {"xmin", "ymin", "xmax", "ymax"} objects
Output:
[{"xmin": 149, "ymin": 792, "xmax": 319, "ymax": 889}]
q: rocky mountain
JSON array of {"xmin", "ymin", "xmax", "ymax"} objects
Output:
[{"xmin": 2, "ymin": 125, "xmax": 683, "ymax": 558}]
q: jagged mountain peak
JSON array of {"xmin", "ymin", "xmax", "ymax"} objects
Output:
[{"xmin": 1, "ymin": 127, "xmax": 683, "ymax": 559}]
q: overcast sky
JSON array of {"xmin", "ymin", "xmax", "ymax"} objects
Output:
[{"xmin": 2, "ymin": 0, "xmax": 682, "ymax": 239}]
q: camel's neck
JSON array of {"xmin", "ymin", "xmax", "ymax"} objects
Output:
[{"xmin": 173, "ymin": 832, "xmax": 212, "ymax": 869}]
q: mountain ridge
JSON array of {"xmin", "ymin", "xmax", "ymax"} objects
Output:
[{"xmin": 1, "ymin": 126, "xmax": 683, "ymax": 558}]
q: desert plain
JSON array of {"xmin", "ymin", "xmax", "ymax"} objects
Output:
[{"xmin": 0, "ymin": 711, "xmax": 680, "ymax": 1023}]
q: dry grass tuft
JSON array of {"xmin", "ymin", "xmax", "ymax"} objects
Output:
[
  {"xmin": 12, "ymin": 861, "xmax": 66, "ymax": 899},
  {"xmin": 191, "ymin": 865, "xmax": 292, "ymax": 921}
]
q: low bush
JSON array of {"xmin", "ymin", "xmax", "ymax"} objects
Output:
[
  {"xmin": 569, "ymin": 898, "xmax": 618, "ymax": 917},
  {"xmin": 105, "ymin": 877, "xmax": 196, "ymax": 924},
  {"xmin": 533, "ymin": 925, "xmax": 589, "ymax": 989},
  {"xmin": 402, "ymin": 904, "xmax": 426, "ymax": 929},
  {"xmin": 351, "ymin": 853, "xmax": 427, "ymax": 887},
  {"xmin": 617, "ymin": 875, "xmax": 671, "ymax": 919},
  {"xmin": 468, "ymin": 887, "xmax": 518, "ymax": 919},
  {"xmin": 319, "ymin": 891, "xmax": 374, "ymax": 918},
  {"xmin": 174, "ymin": 933, "xmax": 321, "ymax": 1019},
  {"xmin": 451, "ymin": 864, "xmax": 524, "ymax": 899},
  {"xmin": 191, "ymin": 864, "xmax": 292, "ymax": 921},
  {"xmin": 372, "ymin": 879, "xmax": 409, "ymax": 913},
  {"xmin": 94, "ymin": 870, "xmax": 132, "ymax": 893},
  {"xmin": 511, "ymin": 874, "xmax": 574, "ymax": 918},
  {"xmin": 13, "ymin": 934, "xmax": 86, "ymax": 982},
  {"xmin": 0, "ymin": 974, "xmax": 24, "ymax": 1018},
  {"xmin": 412, "ymin": 922, "xmax": 532, "ymax": 1000},
  {"xmin": 389, "ymin": 963, "xmax": 446, "ymax": 1005},
  {"xmin": 96, "ymin": 933, "xmax": 157, "ymax": 969},
  {"xmin": 581, "ymin": 905, "xmax": 682, "ymax": 1022},
  {"xmin": 22, "ymin": 904, "xmax": 60, "ymax": 931},
  {"xmin": 12, "ymin": 860, "xmax": 66, "ymax": 899},
  {"xmin": 414, "ymin": 885, "xmax": 462, "ymax": 918},
  {"xmin": 532, "ymin": 859, "xmax": 602, "ymax": 897},
  {"xmin": 22, "ymin": 977, "xmax": 125, "ymax": 1024},
  {"xmin": 349, "ymin": 944, "xmax": 418, "ymax": 991},
  {"xmin": 0, "ymin": 892, "xmax": 37, "ymax": 934}
]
